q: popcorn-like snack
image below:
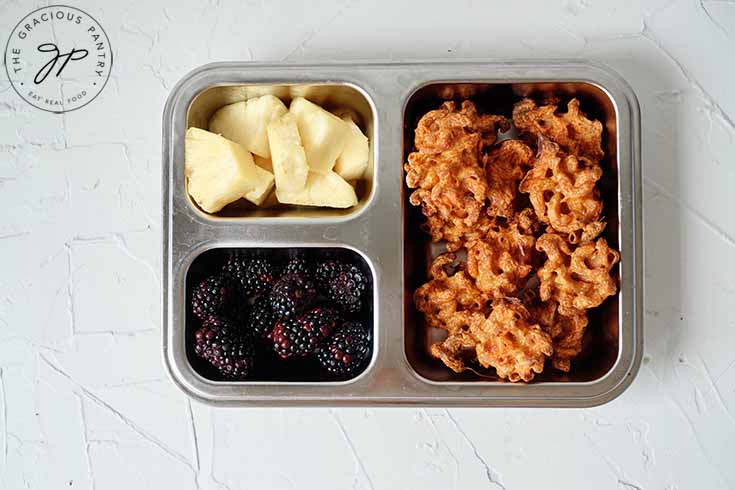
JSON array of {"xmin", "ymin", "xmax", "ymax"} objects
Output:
[
  {"xmin": 466, "ymin": 212, "xmax": 537, "ymax": 298},
  {"xmin": 484, "ymin": 139, "xmax": 534, "ymax": 218},
  {"xmin": 519, "ymin": 138, "xmax": 605, "ymax": 243},
  {"xmin": 472, "ymin": 299, "xmax": 553, "ymax": 382},
  {"xmin": 530, "ymin": 300, "xmax": 589, "ymax": 372},
  {"xmin": 415, "ymin": 253, "xmax": 489, "ymax": 374},
  {"xmin": 405, "ymin": 101, "xmax": 509, "ymax": 251},
  {"xmin": 408, "ymin": 96, "xmax": 621, "ymax": 382},
  {"xmin": 436, "ymin": 84, "xmax": 488, "ymax": 101},
  {"xmin": 535, "ymin": 233, "xmax": 620, "ymax": 316},
  {"xmin": 414, "ymin": 100, "xmax": 508, "ymax": 154},
  {"xmin": 430, "ymin": 329, "xmax": 480, "ymax": 373},
  {"xmin": 512, "ymin": 98, "xmax": 604, "ymax": 162},
  {"xmin": 513, "ymin": 206, "xmax": 542, "ymax": 235},
  {"xmin": 405, "ymin": 136, "xmax": 491, "ymax": 250},
  {"xmin": 424, "ymin": 297, "xmax": 554, "ymax": 381},
  {"xmin": 413, "ymin": 253, "xmax": 489, "ymax": 333}
]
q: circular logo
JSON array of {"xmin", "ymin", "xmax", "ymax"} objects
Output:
[{"xmin": 4, "ymin": 5, "xmax": 112, "ymax": 113}]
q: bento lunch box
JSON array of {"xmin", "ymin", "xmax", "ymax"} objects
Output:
[{"xmin": 162, "ymin": 61, "xmax": 643, "ymax": 407}]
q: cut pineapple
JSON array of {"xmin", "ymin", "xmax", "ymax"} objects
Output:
[
  {"xmin": 334, "ymin": 116, "xmax": 369, "ymax": 180},
  {"xmin": 253, "ymin": 154, "xmax": 273, "ymax": 173},
  {"xmin": 267, "ymin": 113, "xmax": 309, "ymax": 193},
  {"xmin": 208, "ymin": 95, "xmax": 287, "ymax": 158},
  {"xmin": 276, "ymin": 171, "xmax": 358, "ymax": 208},
  {"xmin": 289, "ymin": 97, "xmax": 349, "ymax": 174},
  {"xmin": 258, "ymin": 188, "xmax": 280, "ymax": 209},
  {"xmin": 331, "ymin": 107, "xmax": 361, "ymax": 124},
  {"xmin": 185, "ymin": 128, "xmax": 274, "ymax": 213}
]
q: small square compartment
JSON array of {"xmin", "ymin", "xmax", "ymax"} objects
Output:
[
  {"xmin": 185, "ymin": 83, "xmax": 376, "ymax": 220},
  {"xmin": 185, "ymin": 246, "xmax": 376, "ymax": 383},
  {"xmin": 402, "ymin": 81, "xmax": 621, "ymax": 383}
]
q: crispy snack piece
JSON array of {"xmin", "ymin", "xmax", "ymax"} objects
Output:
[
  {"xmin": 466, "ymin": 212, "xmax": 537, "ymax": 298},
  {"xmin": 430, "ymin": 329, "xmax": 479, "ymax": 373},
  {"xmin": 411, "ymin": 96, "xmax": 619, "ymax": 380},
  {"xmin": 406, "ymin": 117, "xmax": 491, "ymax": 250},
  {"xmin": 406, "ymin": 101, "xmax": 509, "ymax": 250},
  {"xmin": 530, "ymin": 300, "xmax": 589, "ymax": 372},
  {"xmin": 536, "ymin": 233, "xmax": 620, "ymax": 316},
  {"xmin": 414, "ymin": 253, "xmax": 488, "ymax": 374},
  {"xmin": 484, "ymin": 140, "xmax": 534, "ymax": 218},
  {"xmin": 413, "ymin": 253, "xmax": 489, "ymax": 334},
  {"xmin": 520, "ymin": 138, "xmax": 605, "ymax": 243},
  {"xmin": 414, "ymin": 100, "xmax": 509, "ymax": 154},
  {"xmin": 423, "ymin": 297, "xmax": 553, "ymax": 381},
  {"xmin": 472, "ymin": 299, "xmax": 553, "ymax": 382},
  {"xmin": 437, "ymin": 84, "xmax": 481, "ymax": 101},
  {"xmin": 513, "ymin": 206, "xmax": 541, "ymax": 235},
  {"xmin": 512, "ymin": 98, "xmax": 604, "ymax": 162}
]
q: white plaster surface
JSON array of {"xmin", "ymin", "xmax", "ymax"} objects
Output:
[{"xmin": 1, "ymin": 0, "xmax": 734, "ymax": 488}]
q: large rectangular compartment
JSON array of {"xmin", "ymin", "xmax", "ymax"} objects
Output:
[
  {"xmin": 162, "ymin": 62, "xmax": 643, "ymax": 407},
  {"xmin": 404, "ymin": 82, "xmax": 621, "ymax": 383}
]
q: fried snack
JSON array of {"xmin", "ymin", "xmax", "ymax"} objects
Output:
[
  {"xmin": 530, "ymin": 300, "xmax": 589, "ymax": 372},
  {"xmin": 535, "ymin": 233, "xmax": 620, "ymax": 316},
  {"xmin": 512, "ymin": 98, "xmax": 604, "ymax": 162},
  {"xmin": 466, "ymin": 213, "xmax": 537, "ymax": 298},
  {"xmin": 519, "ymin": 138, "xmax": 605, "ymax": 243},
  {"xmin": 405, "ymin": 133, "xmax": 491, "ymax": 250},
  {"xmin": 410, "ymin": 96, "xmax": 620, "ymax": 382},
  {"xmin": 511, "ymin": 87, "xmax": 563, "ymax": 106},
  {"xmin": 437, "ymin": 84, "xmax": 481, "ymax": 101},
  {"xmin": 415, "ymin": 253, "xmax": 488, "ymax": 374},
  {"xmin": 414, "ymin": 100, "xmax": 509, "ymax": 154},
  {"xmin": 472, "ymin": 299, "xmax": 553, "ymax": 382},
  {"xmin": 430, "ymin": 329, "xmax": 480, "ymax": 373},
  {"xmin": 413, "ymin": 253, "xmax": 489, "ymax": 333},
  {"xmin": 484, "ymin": 140, "xmax": 534, "ymax": 218},
  {"xmin": 424, "ymin": 297, "xmax": 553, "ymax": 381},
  {"xmin": 513, "ymin": 206, "xmax": 541, "ymax": 235}
]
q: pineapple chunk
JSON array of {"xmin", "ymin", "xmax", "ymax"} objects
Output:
[
  {"xmin": 185, "ymin": 128, "xmax": 274, "ymax": 213},
  {"xmin": 334, "ymin": 116, "xmax": 369, "ymax": 180},
  {"xmin": 258, "ymin": 188, "xmax": 280, "ymax": 209},
  {"xmin": 208, "ymin": 95, "xmax": 287, "ymax": 158},
  {"xmin": 266, "ymin": 113, "xmax": 309, "ymax": 193},
  {"xmin": 253, "ymin": 154, "xmax": 273, "ymax": 173},
  {"xmin": 276, "ymin": 171, "xmax": 358, "ymax": 208},
  {"xmin": 331, "ymin": 107, "xmax": 361, "ymax": 123},
  {"xmin": 289, "ymin": 97, "xmax": 349, "ymax": 174}
]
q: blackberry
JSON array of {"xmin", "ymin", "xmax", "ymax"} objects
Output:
[
  {"xmin": 193, "ymin": 317, "xmax": 256, "ymax": 380},
  {"xmin": 248, "ymin": 295, "xmax": 276, "ymax": 338},
  {"xmin": 326, "ymin": 264, "xmax": 368, "ymax": 313},
  {"xmin": 191, "ymin": 275, "xmax": 238, "ymax": 320},
  {"xmin": 268, "ymin": 307, "xmax": 339, "ymax": 358},
  {"xmin": 318, "ymin": 322, "xmax": 372, "ymax": 378},
  {"xmin": 282, "ymin": 256, "xmax": 311, "ymax": 278},
  {"xmin": 269, "ymin": 273, "xmax": 317, "ymax": 318},
  {"xmin": 223, "ymin": 254, "xmax": 277, "ymax": 296},
  {"xmin": 314, "ymin": 260, "xmax": 343, "ymax": 290}
]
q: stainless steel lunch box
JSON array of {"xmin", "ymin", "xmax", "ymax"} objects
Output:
[{"xmin": 162, "ymin": 61, "xmax": 642, "ymax": 407}]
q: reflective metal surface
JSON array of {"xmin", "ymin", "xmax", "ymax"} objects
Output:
[{"xmin": 162, "ymin": 61, "xmax": 642, "ymax": 406}]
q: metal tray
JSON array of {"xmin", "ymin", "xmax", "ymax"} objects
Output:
[{"xmin": 162, "ymin": 61, "xmax": 643, "ymax": 407}]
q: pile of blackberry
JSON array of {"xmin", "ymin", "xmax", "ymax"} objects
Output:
[{"xmin": 188, "ymin": 250, "xmax": 372, "ymax": 381}]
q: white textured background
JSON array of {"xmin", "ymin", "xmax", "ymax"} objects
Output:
[{"xmin": 1, "ymin": 0, "xmax": 734, "ymax": 489}]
